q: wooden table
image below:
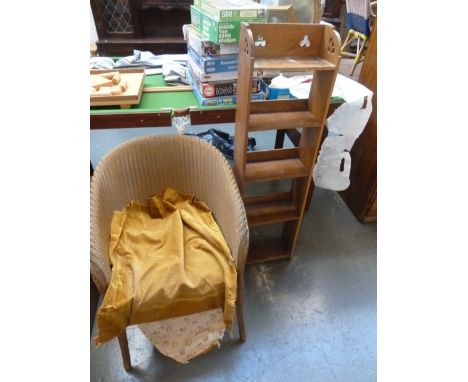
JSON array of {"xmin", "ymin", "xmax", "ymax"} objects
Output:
[
  {"xmin": 91, "ymin": 74, "xmax": 343, "ymax": 211},
  {"xmin": 90, "ymin": 74, "xmax": 343, "ymax": 129}
]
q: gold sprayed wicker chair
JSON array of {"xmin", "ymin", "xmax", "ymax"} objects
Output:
[{"xmin": 90, "ymin": 134, "xmax": 249, "ymax": 370}]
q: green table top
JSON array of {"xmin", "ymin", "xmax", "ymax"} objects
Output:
[
  {"xmin": 90, "ymin": 74, "xmax": 344, "ymax": 116},
  {"xmin": 90, "ymin": 74, "xmax": 226, "ymax": 115}
]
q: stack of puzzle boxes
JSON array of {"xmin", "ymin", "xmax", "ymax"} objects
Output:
[{"xmin": 184, "ymin": 0, "xmax": 268, "ymax": 107}]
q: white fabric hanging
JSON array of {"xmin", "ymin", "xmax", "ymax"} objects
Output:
[{"xmin": 313, "ymin": 74, "xmax": 373, "ymax": 191}]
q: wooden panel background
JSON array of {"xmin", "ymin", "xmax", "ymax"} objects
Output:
[{"xmin": 339, "ymin": 21, "xmax": 377, "ymax": 223}]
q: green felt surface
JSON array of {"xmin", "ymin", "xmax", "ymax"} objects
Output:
[
  {"xmin": 90, "ymin": 74, "xmax": 223, "ymax": 115},
  {"xmin": 90, "ymin": 74, "xmax": 343, "ymax": 115}
]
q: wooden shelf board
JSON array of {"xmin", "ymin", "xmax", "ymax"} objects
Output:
[
  {"xmin": 250, "ymin": 99, "xmax": 309, "ymax": 114},
  {"xmin": 245, "ymin": 158, "xmax": 308, "ymax": 182},
  {"xmin": 254, "ymin": 56, "xmax": 336, "ymax": 72},
  {"xmin": 247, "ymin": 238, "xmax": 291, "ymax": 265},
  {"xmin": 244, "ymin": 191, "xmax": 291, "ymax": 206},
  {"xmin": 246, "ymin": 199, "xmax": 300, "ymax": 226},
  {"xmin": 248, "ymin": 111, "xmax": 320, "ymax": 131},
  {"xmin": 247, "ymin": 148, "xmax": 299, "ymax": 163}
]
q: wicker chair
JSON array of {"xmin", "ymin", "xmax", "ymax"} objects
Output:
[{"xmin": 90, "ymin": 134, "xmax": 249, "ymax": 370}]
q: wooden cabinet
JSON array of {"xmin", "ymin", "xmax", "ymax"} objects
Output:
[
  {"xmin": 322, "ymin": 0, "xmax": 344, "ymax": 29},
  {"xmin": 90, "ymin": 0, "xmax": 192, "ymax": 56},
  {"xmin": 339, "ymin": 21, "xmax": 377, "ymax": 223}
]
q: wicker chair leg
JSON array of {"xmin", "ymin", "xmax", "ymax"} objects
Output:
[
  {"xmin": 237, "ymin": 302, "xmax": 246, "ymax": 342},
  {"xmin": 236, "ymin": 273, "xmax": 246, "ymax": 342},
  {"xmin": 117, "ymin": 329, "xmax": 132, "ymax": 371}
]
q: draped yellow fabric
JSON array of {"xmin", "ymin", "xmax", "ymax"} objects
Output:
[{"xmin": 95, "ymin": 188, "xmax": 237, "ymax": 346}]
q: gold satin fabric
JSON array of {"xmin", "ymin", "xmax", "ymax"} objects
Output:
[{"xmin": 95, "ymin": 188, "xmax": 237, "ymax": 346}]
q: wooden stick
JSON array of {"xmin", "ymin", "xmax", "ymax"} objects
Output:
[{"xmin": 143, "ymin": 86, "xmax": 192, "ymax": 93}]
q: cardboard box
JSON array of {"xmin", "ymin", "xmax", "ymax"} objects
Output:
[
  {"xmin": 193, "ymin": 0, "xmax": 267, "ymax": 21},
  {"xmin": 188, "ymin": 57, "xmax": 238, "ymax": 82},
  {"xmin": 183, "ymin": 24, "xmax": 238, "ymax": 56},
  {"xmin": 188, "ymin": 57, "xmax": 263, "ymax": 83},
  {"xmin": 191, "ymin": 5, "xmax": 265, "ymax": 44},
  {"xmin": 188, "ymin": 47, "xmax": 238, "ymax": 73},
  {"xmin": 189, "ymin": 71, "xmax": 265, "ymax": 107},
  {"xmin": 260, "ymin": 78, "xmax": 297, "ymax": 100},
  {"xmin": 191, "ymin": 71, "xmax": 260, "ymax": 98}
]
